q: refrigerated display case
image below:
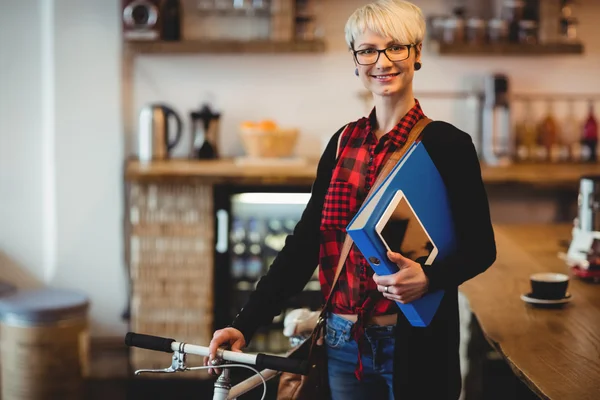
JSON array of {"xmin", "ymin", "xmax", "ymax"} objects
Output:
[{"xmin": 212, "ymin": 184, "xmax": 323, "ymax": 354}]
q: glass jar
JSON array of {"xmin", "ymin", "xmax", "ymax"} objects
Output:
[
  {"xmin": 519, "ymin": 20, "xmax": 538, "ymax": 44},
  {"xmin": 502, "ymin": 0, "xmax": 525, "ymax": 22},
  {"xmin": 503, "ymin": 0, "xmax": 525, "ymax": 42},
  {"xmin": 443, "ymin": 17, "xmax": 466, "ymax": 44},
  {"xmin": 488, "ymin": 19, "xmax": 509, "ymax": 44},
  {"xmin": 428, "ymin": 15, "xmax": 447, "ymax": 42},
  {"xmin": 466, "ymin": 18, "xmax": 486, "ymax": 45}
]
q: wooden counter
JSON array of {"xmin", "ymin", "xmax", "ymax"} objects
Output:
[
  {"xmin": 460, "ymin": 224, "xmax": 600, "ymax": 400},
  {"xmin": 125, "ymin": 159, "xmax": 599, "ymax": 188}
]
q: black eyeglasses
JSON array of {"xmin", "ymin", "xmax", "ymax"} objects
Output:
[{"xmin": 352, "ymin": 44, "xmax": 415, "ymax": 65}]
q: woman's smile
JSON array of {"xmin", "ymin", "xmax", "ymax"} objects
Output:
[{"xmin": 370, "ymin": 72, "xmax": 400, "ymax": 83}]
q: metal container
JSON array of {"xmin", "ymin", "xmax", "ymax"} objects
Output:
[
  {"xmin": 577, "ymin": 175, "xmax": 600, "ymax": 232},
  {"xmin": 0, "ymin": 288, "xmax": 90, "ymax": 400},
  {"xmin": 442, "ymin": 17, "xmax": 466, "ymax": 44},
  {"xmin": 466, "ymin": 18, "xmax": 487, "ymax": 45},
  {"xmin": 488, "ymin": 18, "xmax": 509, "ymax": 43}
]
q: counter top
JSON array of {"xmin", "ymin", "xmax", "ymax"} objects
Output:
[
  {"xmin": 125, "ymin": 159, "xmax": 599, "ymax": 188},
  {"xmin": 460, "ymin": 224, "xmax": 600, "ymax": 399}
]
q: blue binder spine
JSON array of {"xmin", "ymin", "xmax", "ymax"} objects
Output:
[{"xmin": 346, "ymin": 141, "xmax": 453, "ymax": 327}]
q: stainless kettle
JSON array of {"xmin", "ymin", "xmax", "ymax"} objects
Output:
[{"xmin": 137, "ymin": 104, "xmax": 182, "ymax": 162}]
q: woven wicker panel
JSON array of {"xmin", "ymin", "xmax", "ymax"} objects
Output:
[{"xmin": 127, "ymin": 183, "xmax": 214, "ymax": 379}]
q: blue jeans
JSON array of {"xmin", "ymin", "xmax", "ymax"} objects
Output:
[{"xmin": 325, "ymin": 312, "xmax": 396, "ymax": 400}]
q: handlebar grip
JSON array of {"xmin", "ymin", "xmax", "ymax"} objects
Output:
[
  {"xmin": 125, "ymin": 332, "xmax": 175, "ymax": 353},
  {"xmin": 255, "ymin": 353, "xmax": 309, "ymax": 375}
]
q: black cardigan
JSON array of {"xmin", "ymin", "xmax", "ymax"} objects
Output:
[{"xmin": 231, "ymin": 120, "xmax": 497, "ymax": 399}]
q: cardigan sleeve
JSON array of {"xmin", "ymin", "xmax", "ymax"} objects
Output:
[
  {"xmin": 230, "ymin": 126, "xmax": 345, "ymax": 345},
  {"xmin": 420, "ymin": 121, "xmax": 497, "ymax": 292}
]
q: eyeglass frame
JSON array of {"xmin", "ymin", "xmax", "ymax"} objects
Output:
[{"xmin": 352, "ymin": 44, "xmax": 417, "ymax": 66}]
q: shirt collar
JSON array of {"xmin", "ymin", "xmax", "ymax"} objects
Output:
[{"xmin": 360, "ymin": 98, "xmax": 425, "ymax": 147}]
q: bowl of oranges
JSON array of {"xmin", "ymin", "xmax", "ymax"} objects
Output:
[{"xmin": 239, "ymin": 120, "xmax": 299, "ymax": 158}]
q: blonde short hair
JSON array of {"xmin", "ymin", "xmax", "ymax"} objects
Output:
[{"xmin": 344, "ymin": 0, "xmax": 426, "ymax": 49}]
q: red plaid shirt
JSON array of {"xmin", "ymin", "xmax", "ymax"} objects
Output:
[
  {"xmin": 319, "ymin": 101, "xmax": 425, "ymax": 379},
  {"xmin": 319, "ymin": 100, "xmax": 425, "ymax": 316},
  {"xmin": 319, "ymin": 99, "xmax": 425, "ymax": 377}
]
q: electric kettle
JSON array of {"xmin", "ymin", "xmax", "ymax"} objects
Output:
[{"xmin": 137, "ymin": 104, "xmax": 182, "ymax": 162}]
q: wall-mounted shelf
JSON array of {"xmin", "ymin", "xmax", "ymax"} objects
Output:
[
  {"xmin": 124, "ymin": 159, "xmax": 600, "ymax": 189},
  {"xmin": 125, "ymin": 39, "xmax": 326, "ymax": 55},
  {"xmin": 430, "ymin": 41, "xmax": 584, "ymax": 56}
]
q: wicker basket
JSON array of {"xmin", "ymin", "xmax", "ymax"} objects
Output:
[{"xmin": 240, "ymin": 127, "xmax": 299, "ymax": 158}]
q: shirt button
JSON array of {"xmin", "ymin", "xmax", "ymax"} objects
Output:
[
  {"xmin": 365, "ymin": 184, "xmax": 371, "ymax": 190},
  {"xmin": 368, "ymin": 157, "xmax": 373, "ymax": 166}
]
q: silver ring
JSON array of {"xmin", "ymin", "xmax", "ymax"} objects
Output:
[{"xmin": 384, "ymin": 286, "xmax": 389, "ymax": 293}]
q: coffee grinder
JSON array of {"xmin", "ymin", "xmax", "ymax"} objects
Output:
[
  {"xmin": 481, "ymin": 74, "xmax": 513, "ymax": 166},
  {"xmin": 564, "ymin": 175, "xmax": 600, "ymax": 281}
]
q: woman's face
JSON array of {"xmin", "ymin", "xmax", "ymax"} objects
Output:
[{"xmin": 353, "ymin": 29, "xmax": 420, "ymax": 98}]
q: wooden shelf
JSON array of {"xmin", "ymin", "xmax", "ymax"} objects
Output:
[
  {"xmin": 125, "ymin": 39, "xmax": 326, "ymax": 55},
  {"xmin": 124, "ymin": 158, "xmax": 600, "ymax": 188},
  {"xmin": 430, "ymin": 40, "xmax": 584, "ymax": 56}
]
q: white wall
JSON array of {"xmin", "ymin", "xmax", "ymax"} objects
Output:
[
  {"xmin": 1, "ymin": 0, "xmax": 599, "ymax": 338},
  {"xmin": 0, "ymin": 1, "xmax": 46, "ymax": 281},
  {"xmin": 51, "ymin": 0, "xmax": 125, "ymax": 336},
  {"xmin": 0, "ymin": 0, "xmax": 125, "ymax": 337}
]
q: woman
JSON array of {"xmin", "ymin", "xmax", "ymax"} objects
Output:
[{"xmin": 205, "ymin": 1, "xmax": 496, "ymax": 399}]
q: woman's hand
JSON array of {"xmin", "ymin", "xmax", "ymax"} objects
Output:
[
  {"xmin": 372, "ymin": 251, "xmax": 429, "ymax": 304},
  {"xmin": 203, "ymin": 327, "xmax": 246, "ymax": 375}
]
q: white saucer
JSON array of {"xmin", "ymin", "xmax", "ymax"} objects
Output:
[{"xmin": 520, "ymin": 292, "xmax": 572, "ymax": 305}]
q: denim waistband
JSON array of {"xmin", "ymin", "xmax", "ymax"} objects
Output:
[
  {"xmin": 326, "ymin": 312, "xmax": 354, "ymax": 338},
  {"xmin": 326, "ymin": 312, "xmax": 396, "ymax": 336}
]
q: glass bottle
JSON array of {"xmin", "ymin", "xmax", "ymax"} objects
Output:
[
  {"xmin": 581, "ymin": 101, "xmax": 598, "ymax": 163},
  {"xmin": 245, "ymin": 217, "xmax": 264, "ymax": 281},
  {"xmin": 230, "ymin": 217, "xmax": 247, "ymax": 280},
  {"xmin": 515, "ymin": 100, "xmax": 538, "ymax": 162},
  {"xmin": 561, "ymin": 100, "xmax": 581, "ymax": 162},
  {"xmin": 538, "ymin": 101, "xmax": 559, "ymax": 162},
  {"xmin": 560, "ymin": 0, "xmax": 579, "ymax": 41}
]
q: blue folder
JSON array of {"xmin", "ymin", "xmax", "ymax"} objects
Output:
[{"xmin": 346, "ymin": 141, "xmax": 457, "ymax": 327}]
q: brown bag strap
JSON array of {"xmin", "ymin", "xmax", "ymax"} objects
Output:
[{"xmin": 321, "ymin": 117, "xmax": 433, "ymax": 313}]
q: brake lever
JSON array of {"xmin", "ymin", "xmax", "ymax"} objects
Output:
[{"xmin": 134, "ymin": 350, "xmax": 187, "ymax": 375}]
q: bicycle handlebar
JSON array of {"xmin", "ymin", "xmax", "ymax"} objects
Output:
[
  {"xmin": 125, "ymin": 332, "xmax": 309, "ymax": 375},
  {"xmin": 125, "ymin": 332, "xmax": 175, "ymax": 353},
  {"xmin": 255, "ymin": 353, "xmax": 308, "ymax": 376}
]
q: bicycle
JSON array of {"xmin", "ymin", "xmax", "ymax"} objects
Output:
[{"xmin": 125, "ymin": 332, "xmax": 308, "ymax": 400}]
